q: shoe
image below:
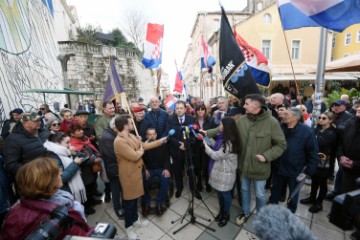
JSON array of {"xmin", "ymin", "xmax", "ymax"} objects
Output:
[
  {"xmin": 309, "ymin": 204, "xmax": 323, "ymax": 213},
  {"xmin": 85, "ymin": 207, "xmax": 96, "ymax": 215},
  {"xmin": 175, "ymin": 189, "xmax": 182, "ymax": 198},
  {"xmin": 215, "ymin": 211, "xmax": 223, "ymax": 222},
  {"xmin": 115, "ymin": 209, "xmax": 124, "ymax": 219},
  {"xmin": 90, "ymin": 199, "xmax": 102, "ymax": 205},
  {"xmin": 325, "ymin": 192, "xmax": 337, "ymax": 201},
  {"xmin": 205, "ymin": 183, "xmax": 212, "ymax": 193},
  {"xmin": 350, "ymin": 231, "xmax": 360, "ymax": 240},
  {"xmin": 218, "ymin": 213, "xmax": 230, "ymax": 227},
  {"xmin": 156, "ymin": 204, "xmax": 166, "ymax": 216},
  {"xmin": 133, "ymin": 217, "xmax": 149, "ymax": 228},
  {"xmin": 126, "ymin": 226, "xmax": 137, "ymax": 240},
  {"xmin": 197, "ymin": 182, "xmax": 203, "ymax": 192},
  {"xmin": 105, "ymin": 192, "xmax": 111, "ymax": 203},
  {"xmin": 142, "ymin": 205, "xmax": 150, "ymax": 217},
  {"xmin": 300, "ymin": 197, "xmax": 315, "ymax": 205},
  {"xmin": 236, "ymin": 213, "xmax": 249, "ymax": 226}
]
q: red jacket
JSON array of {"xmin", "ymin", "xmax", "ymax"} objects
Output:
[{"xmin": 0, "ymin": 198, "xmax": 94, "ymax": 240}]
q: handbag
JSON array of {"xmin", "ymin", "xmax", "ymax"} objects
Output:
[{"xmin": 318, "ymin": 152, "xmax": 330, "ymax": 168}]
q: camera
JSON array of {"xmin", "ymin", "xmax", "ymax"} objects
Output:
[
  {"xmin": 26, "ymin": 206, "xmax": 72, "ymax": 240},
  {"xmin": 74, "ymin": 152, "xmax": 89, "ymax": 162}
]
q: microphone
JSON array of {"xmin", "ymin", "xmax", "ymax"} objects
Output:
[
  {"xmin": 185, "ymin": 126, "xmax": 190, "ymax": 139},
  {"xmin": 188, "ymin": 124, "xmax": 199, "ymax": 139},
  {"xmin": 167, "ymin": 129, "xmax": 176, "ymax": 138},
  {"xmin": 181, "ymin": 126, "xmax": 187, "ymax": 140}
]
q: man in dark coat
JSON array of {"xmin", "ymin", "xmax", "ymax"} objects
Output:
[
  {"xmin": 1, "ymin": 108, "xmax": 23, "ymax": 139},
  {"xmin": 141, "ymin": 128, "xmax": 171, "ymax": 216},
  {"xmin": 337, "ymin": 106, "xmax": 360, "ymax": 193},
  {"xmin": 100, "ymin": 118, "xmax": 124, "ymax": 219},
  {"xmin": 270, "ymin": 107, "xmax": 319, "ymax": 213},
  {"xmin": 166, "ymin": 100, "xmax": 198, "ymax": 198},
  {"xmin": 3, "ymin": 112, "xmax": 50, "ymax": 176},
  {"xmin": 140, "ymin": 96, "xmax": 169, "ymax": 140}
]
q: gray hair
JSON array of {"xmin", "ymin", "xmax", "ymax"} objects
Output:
[
  {"xmin": 45, "ymin": 117, "xmax": 61, "ymax": 130},
  {"xmin": 287, "ymin": 107, "xmax": 302, "ymax": 121}
]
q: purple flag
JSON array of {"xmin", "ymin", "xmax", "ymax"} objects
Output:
[{"xmin": 103, "ymin": 57, "xmax": 123, "ymax": 102}]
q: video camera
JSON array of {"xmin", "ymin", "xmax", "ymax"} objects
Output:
[
  {"xmin": 329, "ymin": 178, "xmax": 360, "ymax": 234},
  {"xmin": 26, "ymin": 206, "xmax": 117, "ymax": 240}
]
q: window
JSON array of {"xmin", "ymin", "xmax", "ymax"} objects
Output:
[
  {"xmin": 263, "ymin": 13, "xmax": 272, "ymax": 24},
  {"xmin": 262, "ymin": 40, "xmax": 271, "ymax": 59},
  {"xmin": 332, "ymin": 37, "xmax": 336, "ymax": 48},
  {"xmin": 291, "ymin": 40, "xmax": 301, "ymax": 60},
  {"xmin": 344, "ymin": 33, "xmax": 351, "ymax": 45},
  {"xmin": 357, "ymin": 30, "xmax": 360, "ymax": 43},
  {"xmin": 257, "ymin": 1, "xmax": 263, "ymax": 11},
  {"xmin": 213, "ymin": 19, "xmax": 220, "ymax": 32}
]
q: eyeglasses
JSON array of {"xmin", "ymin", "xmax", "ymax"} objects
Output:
[
  {"xmin": 52, "ymin": 123, "xmax": 61, "ymax": 127},
  {"xmin": 39, "ymin": 108, "xmax": 45, "ymax": 110}
]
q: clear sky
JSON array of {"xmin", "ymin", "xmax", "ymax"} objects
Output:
[{"xmin": 67, "ymin": 0, "xmax": 247, "ymax": 89}]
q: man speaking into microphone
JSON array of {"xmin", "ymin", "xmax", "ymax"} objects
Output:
[{"xmin": 166, "ymin": 100, "xmax": 197, "ymax": 198}]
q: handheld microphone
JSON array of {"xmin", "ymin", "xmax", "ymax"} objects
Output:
[
  {"xmin": 187, "ymin": 124, "xmax": 199, "ymax": 139},
  {"xmin": 167, "ymin": 129, "xmax": 176, "ymax": 138},
  {"xmin": 185, "ymin": 126, "xmax": 190, "ymax": 139},
  {"xmin": 181, "ymin": 126, "xmax": 187, "ymax": 140}
]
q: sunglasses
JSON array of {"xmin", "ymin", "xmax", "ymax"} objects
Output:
[
  {"xmin": 52, "ymin": 123, "xmax": 61, "ymax": 127},
  {"xmin": 40, "ymin": 108, "xmax": 45, "ymax": 110},
  {"xmin": 196, "ymin": 108, "xmax": 205, "ymax": 111},
  {"xmin": 319, "ymin": 117, "xmax": 328, "ymax": 120}
]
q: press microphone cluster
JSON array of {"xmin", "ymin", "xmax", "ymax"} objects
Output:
[{"xmin": 188, "ymin": 124, "xmax": 202, "ymax": 140}]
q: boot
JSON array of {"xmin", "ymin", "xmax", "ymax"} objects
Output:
[
  {"xmin": 215, "ymin": 210, "xmax": 223, "ymax": 222},
  {"xmin": 197, "ymin": 179, "xmax": 203, "ymax": 192},
  {"xmin": 218, "ymin": 212, "xmax": 230, "ymax": 227}
]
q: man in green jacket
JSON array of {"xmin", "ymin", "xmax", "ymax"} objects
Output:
[{"xmin": 207, "ymin": 94, "xmax": 286, "ymax": 226}]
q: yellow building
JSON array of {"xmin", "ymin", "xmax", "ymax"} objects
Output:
[{"xmin": 332, "ymin": 24, "xmax": 360, "ymax": 60}]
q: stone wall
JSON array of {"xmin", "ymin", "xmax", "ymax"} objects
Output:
[{"xmin": 58, "ymin": 41, "xmax": 155, "ymax": 107}]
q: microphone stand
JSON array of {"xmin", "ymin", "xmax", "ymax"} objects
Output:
[{"xmin": 171, "ymin": 130, "xmax": 215, "ymax": 234}]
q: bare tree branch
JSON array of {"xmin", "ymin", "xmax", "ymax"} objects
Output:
[{"xmin": 122, "ymin": 9, "xmax": 147, "ymax": 51}]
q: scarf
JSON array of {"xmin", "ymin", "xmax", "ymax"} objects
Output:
[
  {"xmin": 44, "ymin": 141, "xmax": 87, "ymax": 204},
  {"xmin": 208, "ymin": 132, "xmax": 224, "ymax": 175},
  {"xmin": 70, "ymin": 136, "xmax": 98, "ymax": 152}
]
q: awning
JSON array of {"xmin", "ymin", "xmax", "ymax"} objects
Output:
[
  {"xmin": 272, "ymin": 73, "xmax": 357, "ymax": 81},
  {"xmin": 325, "ymin": 54, "xmax": 360, "ymax": 72}
]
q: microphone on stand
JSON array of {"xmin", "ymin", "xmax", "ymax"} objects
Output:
[{"xmin": 181, "ymin": 126, "xmax": 187, "ymax": 140}]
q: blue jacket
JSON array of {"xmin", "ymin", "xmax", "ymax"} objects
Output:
[
  {"xmin": 275, "ymin": 123, "xmax": 319, "ymax": 177},
  {"xmin": 140, "ymin": 109, "xmax": 169, "ymax": 139}
]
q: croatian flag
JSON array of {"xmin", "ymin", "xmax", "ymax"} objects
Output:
[
  {"xmin": 234, "ymin": 29, "xmax": 271, "ymax": 88},
  {"xmin": 164, "ymin": 94, "xmax": 177, "ymax": 111},
  {"xmin": 278, "ymin": 0, "xmax": 360, "ymax": 32},
  {"xmin": 173, "ymin": 60, "xmax": 184, "ymax": 94},
  {"xmin": 142, "ymin": 23, "xmax": 164, "ymax": 68},
  {"xmin": 200, "ymin": 35, "xmax": 216, "ymax": 72}
]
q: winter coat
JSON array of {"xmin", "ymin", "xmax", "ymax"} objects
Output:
[
  {"xmin": 3, "ymin": 122, "xmax": 50, "ymax": 176},
  {"xmin": 1, "ymin": 119, "xmax": 17, "ymax": 139},
  {"xmin": 100, "ymin": 127, "xmax": 119, "ymax": 179},
  {"xmin": 314, "ymin": 126, "xmax": 337, "ymax": 177},
  {"xmin": 275, "ymin": 123, "xmax": 319, "ymax": 177},
  {"xmin": 0, "ymin": 198, "xmax": 93, "ymax": 240},
  {"xmin": 140, "ymin": 109, "xmax": 169, "ymax": 140},
  {"xmin": 114, "ymin": 132, "xmax": 163, "ymax": 200},
  {"xmin": 44, "ymin": 141, "xmax": 86, "ymax": 203},
  {"xmin": 335, "ymin": 110, "xmax": 355, "ymax": 137},
  {"xmin": 204, "ymin": 142, "xmax": 238, "ymax": 191}
]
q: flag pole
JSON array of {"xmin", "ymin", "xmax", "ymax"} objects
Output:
[
  {"xmin": 121, "ymin": 92, "xmax": 139, "ymax": 136},
  {"xmin": 312, "ymin": 28, "xmax": 327, "ymax": 127}
]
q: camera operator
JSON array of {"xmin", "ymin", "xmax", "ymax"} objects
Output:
[{"xmin": 0, "ymin": 157, "xmax": 93, "ymax": 239}]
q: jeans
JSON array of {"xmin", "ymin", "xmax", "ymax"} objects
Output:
[
  {"xmin": 217, "ymin": 190, "xmax": 232, "ymax": 213},
  {"xmin": 123, "ymin": 198, "xmax": 138, "ymax": 228},
  {"xmin": 270, "ymin": 173, "xmax": 298, "ymax": 213},
  {"xmin": 109, "ymin": 177, "xmax": 122, "ymax": 211},
  {"xmin": 142, "ymin": 169, "xmax": 170, "ymax": 205},
  {"xmin": 241, "ymin": 176, "xmax": 266, "ymax": 215}
]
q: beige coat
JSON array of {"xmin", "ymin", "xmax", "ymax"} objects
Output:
[{"xmin": 114, "ymin": 132, "xmax": 162, "ymax": 200}]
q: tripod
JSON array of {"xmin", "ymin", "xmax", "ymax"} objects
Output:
[{"xmin": 171, "ymin": 133, "xmax": 215, "ymax": 234}]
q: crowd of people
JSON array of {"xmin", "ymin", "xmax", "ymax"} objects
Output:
[{"xmin": 0, "ymin": 92, "xmax": 359, "ymax": 239}]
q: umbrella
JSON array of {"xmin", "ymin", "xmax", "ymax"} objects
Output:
[{"xmin": 287, "ymin": 173, "xmax": 306, "ymax": 206}]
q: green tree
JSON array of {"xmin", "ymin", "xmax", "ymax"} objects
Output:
[
  {"xmin": 76, "ymin": 24, "xmax": 101, "ymax": 44},
  {"xmin": 112, "ymin": 28, "xmax": 128, "ymax": 47}
]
